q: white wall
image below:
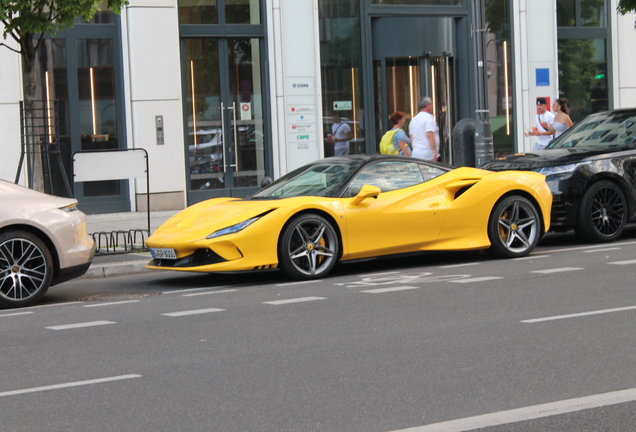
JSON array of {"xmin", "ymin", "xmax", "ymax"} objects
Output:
[
  {"xmin": 0, "ymin": 38, "xmax": 24, "ymax": 183},
  {"xmin": 612, "ymin": 3, "xmax": 636, "ymax": 108},
  {"xmin": 124, "ymin": 0, "xmax": 186, "ymax": 210}
]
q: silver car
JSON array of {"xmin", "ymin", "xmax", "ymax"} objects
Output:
[{"xmin": 0, "ymin": 180, "xmax": 95, "ymax": 308}]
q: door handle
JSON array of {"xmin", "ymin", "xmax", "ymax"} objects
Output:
[
  {"xmin": 220, "ymin": 102, "xmax": 228, "ymax": 173},
  {"xmin": 226, "ymin": 103, "xmax": 238, "ymax": 169}
]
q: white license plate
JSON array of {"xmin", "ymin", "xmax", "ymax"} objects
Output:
[{"xmin": 150, "ymin": 248, "xmax": 177, "ymax": 259}]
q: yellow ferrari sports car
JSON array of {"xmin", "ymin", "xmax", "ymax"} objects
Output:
[{"xmin": 147, "ymin": 155, "xmax": 551, "ymax": 279}]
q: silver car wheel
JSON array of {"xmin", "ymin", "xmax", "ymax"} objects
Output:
[
  {"xmin": 0, "ymin": 231, "xmax": 53, "ymax": 308},
  {"xmin": 488, "ymin": 196, "xmax": 540, "ymax": 258},
  {"xmin": 279, "ymin": 214, "xmax": 339, "ymax": 279}
]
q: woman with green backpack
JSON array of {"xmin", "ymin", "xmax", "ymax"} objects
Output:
[{"xmin": 379, "ymin": 111, "xmax": 411, "ymax": 156}]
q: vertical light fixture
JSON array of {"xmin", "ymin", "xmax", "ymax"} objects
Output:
[
  {"xmin": 351, "ymin": 67, "xmax": 357, "ymax": 139},
  {"xmin": 503, "ymin": 41, "xmax": 510, "ymax": 135},
  {"xmin": 430, "ymin": 64, "xmax": 437, "ymax": 118},
  {"xmin": 409, "ymin": 59, "xmax": 414, "ymax": 118},
  {"xmin": 90, "ymin": 67, "xmax": 97, "ymax": 135},
  {"xmin": 190, "ymin": 60, "xmax": 197, "ymax": 148},
  {"xmin": 45, "ymin": 71, "xmax": 53, "ymax": 144}
]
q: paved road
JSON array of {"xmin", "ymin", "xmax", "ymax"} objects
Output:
[{"xmin": 3, "ymin": 232, "xmax": 636, "ymax": 431}]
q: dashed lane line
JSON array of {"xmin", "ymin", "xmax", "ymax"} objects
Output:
[
  {"xmin": 0, "ymin": 374, "xmax": 142, "ymax": 398},
  {"xmin": 512, "ymin": 254, "xmax": 551, "ymax": 261},
  {"xmin": 0, "ymin": 311, "xmax": 33, "ymax": 318},
  {"xmin": 275, "ymin": 280, "xmax": 317, "ymax": 287},
  {"xmin": 439, "ymin": 262, "xmax": 481, "ymax": 269},
  {"xmin": 162, "ymin": 308, "xmax": 225, "ymax": 317},
  {"xmin": 183, "ymin": 289, "xmax": 238, "ymax": 297},
  {"xmin": 608, "ymin": 259, "xmax": 636, "ymax": 265},
  {"xmin": 521, "ymin": 305, "xmax": 636, "ymax": 323},
  {"xmin": 46, "ymin": 321, "xmax": 116, "ymax": 330},
  {"xmin": 448, "ymin": 276, "xmax": 503, "ymax": 284},
  {"xmin": 531, "ymin": 267, "xmax": 583, "ymax": 274},
  {"xmin": 263, "ymin": 297, "xmax": 326, "ymax": 305},
  {"xmin": 360, "ymin": 286, "xmax": 420, "ymax": 293},
  {"xmin": 84, "ymin": 300, "xmax": 140, "ymax": 307},
  {"xmin": 388, "ymin": 388, "xmax": 636, "ymax": 432},
  {"xmin": 584, "ymin": 247, "xmax": 621, "ymax": 253}
]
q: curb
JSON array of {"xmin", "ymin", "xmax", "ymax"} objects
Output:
[{"xmin": 81, "ymin": 260, "xmax": 154, "ymax": 280}]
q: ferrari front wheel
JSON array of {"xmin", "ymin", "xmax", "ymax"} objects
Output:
[
  {"xmin": 0, "ymin": 230, "xmax": 53, "ymax": 308},
  {"xmin": 278, "ymin": 214, "xmax": 339, "ymax": 280},
  {"xmin": 487, "ymin": 195, "xmax": 541, "ymax": 258}
]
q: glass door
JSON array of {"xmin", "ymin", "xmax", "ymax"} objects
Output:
[
  {"xmin": 185, "ymin": 37, "xmax": 266, "ymax": 199},
  {"xmin": 374, "ymin": 54, "xmax": 455, "ymax": 164}
]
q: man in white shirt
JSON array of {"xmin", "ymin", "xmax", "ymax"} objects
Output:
[
  {"xmin": 531, "ymin": 97, "xmax": 555, "ymax": 151},
  {"xmin": 409, "ymin": 97, "xmax": 439, "ymax": 161},
  {"xmin": 331, "ymin": 114, "xmax": 352, "ymax": 156}
]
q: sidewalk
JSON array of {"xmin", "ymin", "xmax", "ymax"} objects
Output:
[{"xmin": 81, "ymin": 210, "xmax": 179, "ymax": 280}]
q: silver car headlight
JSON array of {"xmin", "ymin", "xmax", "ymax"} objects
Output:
[
  {"xmin": 206, "ymin": 216, "xmax": 260, "ymax": 239},
  {"xmin": 535, "ymin": 162, "xmax": 591, "ymax": 176}
]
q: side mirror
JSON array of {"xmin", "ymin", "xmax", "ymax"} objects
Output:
[
  {"xmin": 260, "ymin": 176, "xmax": 274, "ymax": 188},
  {"xmin": 350, "ymin": 185, "xmax": 381, "ymax": 206}
]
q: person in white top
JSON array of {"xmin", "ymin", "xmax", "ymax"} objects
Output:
[
  {"xmin": 530, "ymin": 97, "xmax": 555, "ymax": 151},
  {"xmin": 409, "ymin": 97, "xmax": 439, "ymax": 161},
  {"xmin": 549, "ymin": 97, "xmax": 574, "ymax": 138},
  {"xmin": 331, "ymin": 113, "xmax": 352, "ymax": 156}
]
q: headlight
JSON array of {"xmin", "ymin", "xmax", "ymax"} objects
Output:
[
  {"xmin": 535, "ymin": 162, "xmax": 591, "ymax": 176},
  {"xmin": 206, "ymin": 216, "xmax": 260, "ymax": 239},
  {"xmin": 59, "ymin": 203, "xmax": 78, "ymax": 212}
]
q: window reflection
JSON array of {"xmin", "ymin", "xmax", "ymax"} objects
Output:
[
  {"xmin": 226, "ymin": 0, "xmax": 261, "ymax": 24},
  {"xmin": 180, "ymin": 0, "xmax": 219, "ymax": 24}
]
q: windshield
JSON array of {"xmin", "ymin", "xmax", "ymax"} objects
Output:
[
  {"xmin": 250, "ymin": 159, "xmax": 362, "ymax": 199},
  {"xmin": 548, "ymin": 109, "xmax": 636, "ymax": 150}
]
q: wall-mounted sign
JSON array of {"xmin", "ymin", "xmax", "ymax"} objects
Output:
[
  {"xmin": 287, "ymin": 77, "xmax": 315, "ymax": 95},
  {"xmin": 333, "ymin": 101, "xmax": 352, "ymax": 111},
  {"xmin": 536, "ymin": 68, "xmax": 550, "ymax": 87},
  {"xmin": 240, "ymin": 103, "xmax": 251, "ymax": 120}
]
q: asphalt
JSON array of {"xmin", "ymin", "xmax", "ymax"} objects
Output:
[{"xmin": 81, "ymin": 210, "xmax": 179, "ymax": 280}]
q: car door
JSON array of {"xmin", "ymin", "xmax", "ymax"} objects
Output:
[{"xmin": 341, "ymin": 161, "xmax": 448, "ymax": 259}]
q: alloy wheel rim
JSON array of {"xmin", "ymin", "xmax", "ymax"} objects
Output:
[
  {"xmin": 591, "ymin": 187, "xmax": 625, "ymax": 237},
  {"xmin": 497, "ymin": 201, "xmax": 538, "ymax": 253},
  {"xmin": 0, "ymin": 239, "xmax": 48, "ymax": 301},
  {"xmin": 288, "ymin": 220, "xmax": 336, "ymax": 276}
]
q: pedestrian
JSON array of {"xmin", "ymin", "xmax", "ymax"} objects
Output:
[
  {"xmin": 379, "ymin": 111, "xmax": 411, "ymax": 156},
  {"xmin": 331, "ymin": 113, "xmax": 352, "ymax": 156},
  {"xmin": 549, "ymin": 97, "xmax": 574, "ymax": 138},
  {"xmin": 530, "ymin": 97, "xmax": 555, "ymax": 151},
  {"xmin": 409, "ymin": 97, "xmax": 439, "ymax": 161}
]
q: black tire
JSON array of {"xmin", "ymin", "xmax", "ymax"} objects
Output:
[
  {"xmin": 278, "ymin": 214, "xmax": 339, "ymax": 280},
  {"xmin": 0, "ymin": 230, "xmax": 53, "ymax": 308},
  {"xmin": 575, "ymin": 180, "xmax": 626, "ymax": 243},
  {"xmin": 487, "ymin": 195, "xmax": 541, "ymax": 258}
]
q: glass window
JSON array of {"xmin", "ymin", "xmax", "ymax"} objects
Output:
[
  {"xmin": 557, "ymin": 0, "xmax": 576, "ymax": 26},
  {"xmin": 226, "ymin": 0, "xmax": 261, "ymax": 24},
  {"xmin": 318, "ymin": 0, "xmax": 365, "ymax": 156},
  {"xmin": 76, "ymin": 39, "xmax": 120, "ymax": 197},
  {"xmin": 180, "ymin": 0, "xmax": 219, "ymax": 24},
  {"xmin": 485, "ymin": 0, "xmax": 515, "ymax": 157},
  {"xmin": 581, "ymin": 0, "xmax": 607, "ymax": 27},
  {"xmin": 348, "ymin": 161, "xmax": 425, "ymax": 195},
  {"xmin": 557, "ymin": 39, "xmax": 607, "ymax": 122}
]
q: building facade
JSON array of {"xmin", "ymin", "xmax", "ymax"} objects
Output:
[{"xmin": 1, "ymin": 0, "xmax": 634, "ymax": 214}]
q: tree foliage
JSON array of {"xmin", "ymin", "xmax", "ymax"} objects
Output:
[{"xmin": 618, "ymin": 0, "xmax": 636, "ymax": 14}]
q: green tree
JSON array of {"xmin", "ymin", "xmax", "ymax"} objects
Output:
[{"xmin": 1, "ymin": 0, "xmax": 127, "ymax": 191}]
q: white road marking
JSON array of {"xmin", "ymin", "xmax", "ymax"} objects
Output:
[
  {"xmin": 361, "ymin": 286, "xmax": 420, "ymax": 293},
  {"xmin": 46, "ymin": 321, "xmax": 116, "ymax": 330},
  {"xmin": 521, "ymin": 305, "xmax": 636, "ymax": 323},
  {"xmin": 0, "ymin": 311, "xmax": 33, "ymax": 318},
  {"xmin": 531, "ymin": 267, "xmax": 583, "ymax": 274},
  {"xmin": 608, "ymin": 259, "xmax": 636, "ymax": 265},
  {"xmin": 162, "ymin": 308, "xmax": 225, "ymax": 317},
  {"xmin": 448, "ymin": 276, "xmax": 503, "ymax": 284},
  {"xmin": 263, "ymin": 297, "xmax": 326, "ymax": 305},
  {"xmin": 275, "ymin": 280, "xmax": 317, "ymax": 287},
  {"xmin": 439, "ymin": 263, "xmax": 481, "ymax": 269},
  {"xmin": 84, "ymin": 300, "xmax": 139, "ymax": 307},
  {"xmin": 26, "ymin": 301, "xmax": 84, "ymax": 309},
  {"xmin": 360, "ymin": 271, "xmax": 401, "ymax": 277},
  {"xmin": 162, "ymin": 287, "xmax": 229, "ymax": 295},
  {"xmin": 512, "ymin": 254, "xmax": 551, "ymax": 260},
  {"xmin": 546, "ymin": 241, "xmax": 636, "ymax": 253},
  {"xmin": 183, "ymin": 289, "xmax": 237, "ymax": 297},
  {"xmin": 0, "ymin": 374, "xmax": 142, "ymax": 398},
  {"xmin": 584, "ymin": 247, "xmax": 621, "ymax": 253},
  {"xmin": 389, "ymin": 388, "xmax": 636, "ymax": 432}
]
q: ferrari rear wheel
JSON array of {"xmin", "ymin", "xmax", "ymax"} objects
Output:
[
  {"xmin": 575, "ymin": 180, "xmax": 626, "ymax": 243},
  {"xmin": 278, "ymin": 214, "xmax": 339, "ymax": 280},
  {"xmin": 0, "ymin": 230, "xmax": 53, "ymax": 309},
  {"xmin": 487, "ymin": 195, "xmax": 541, "ymax": 258}
]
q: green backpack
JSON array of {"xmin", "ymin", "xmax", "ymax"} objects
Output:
[{"xmin": 379, "ymin": 129, "xmax": 399, "ymax": 155}]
